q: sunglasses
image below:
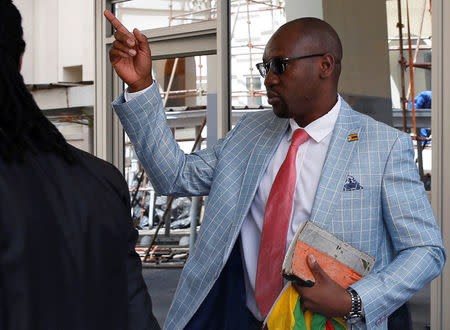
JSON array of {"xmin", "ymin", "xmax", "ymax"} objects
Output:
[{"xmin": 256, "ymin": 53, "xmax": 326, "ymax": 78}]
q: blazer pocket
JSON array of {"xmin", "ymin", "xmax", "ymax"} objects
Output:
[
  {"xmin": 337, "ymin": 188, "xmax": 381, "ymax": 254},
  {"xmin": 339, "ymin": 189, "xmax": 373, "ymax": 218},
  {"xmin": 341, "ymin": 188, "xmax": 369, "ymax": 201}
]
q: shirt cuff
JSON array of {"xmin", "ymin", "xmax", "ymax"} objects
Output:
[{"xmin": 124, "ymin": 83, "xmax": 154, "ymax": 102}]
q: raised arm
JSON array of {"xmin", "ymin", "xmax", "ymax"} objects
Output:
[{"xmin": 105, "ymin": 10, "xmax": 227, "ymax": 197}]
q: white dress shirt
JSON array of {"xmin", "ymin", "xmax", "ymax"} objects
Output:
[
  {"xmin": 126, "ymin": 86, "xmax": 341, "ymax": 320},
  {"xmin": 241, "ymin": 97, "xmax": 341, "ymax": 320},
  {"xmin": 124, "ymin": 86, "xmax": 148, "ymax": 102}
]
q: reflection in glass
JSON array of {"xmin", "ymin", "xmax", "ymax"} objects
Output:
[
  {"xmin": 124, "ymin": 56, "xmax": 208, "ymax": 231},
  {"xmin": 230, "ymin": 1, "xmax": 285, "ymax": 108},
  {"xmin": 114, "ymin": 0, "xmax": 217, "ymax": 31}
]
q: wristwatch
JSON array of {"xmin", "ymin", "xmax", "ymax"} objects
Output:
[{"xmin": 343, "ymin": 287, "xmax": 363, "ymax": 321}]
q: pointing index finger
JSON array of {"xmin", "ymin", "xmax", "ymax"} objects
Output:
[{"xmin": 104, "ymin": 10, "xmax": 132, "ymax": 36}]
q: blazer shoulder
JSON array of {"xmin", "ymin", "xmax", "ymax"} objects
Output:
[{"xmin": 239, "ymin": 109, "xmax": 285, "ymax": 128}]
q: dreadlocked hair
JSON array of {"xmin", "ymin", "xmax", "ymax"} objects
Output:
[{"xmin": 0, "ymin": 0, "xmax": 75, "ymax": 164}]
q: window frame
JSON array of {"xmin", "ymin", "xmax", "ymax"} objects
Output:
[{"xmin": 94, "ymin": 0, "xmax": 231, "ymax": 170}]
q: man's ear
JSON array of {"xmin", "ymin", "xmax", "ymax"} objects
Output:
[
  {"xmin": 18, "ymin": 53, "xmax": 23, "ymax": 72},
  {"xmin": 319, "ymin": 54, "xmax": 334, "ymax": 79}
]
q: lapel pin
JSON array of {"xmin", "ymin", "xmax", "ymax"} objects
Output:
[{"xmin": 347, "ymin": 133, "xmax": 358, "ymax": 142}]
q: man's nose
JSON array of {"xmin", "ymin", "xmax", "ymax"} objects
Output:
[{"xmin": 264, "ymin": 68, "xmax": 279, "ymax": 87}]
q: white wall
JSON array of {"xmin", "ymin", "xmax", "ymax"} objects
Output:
[
  {"xmin": 14, "ymin": 0, "xmax": 94, "ymax": 84},
  {"xmin": 14, "ymin": 0, "xmax": 58, "ymax": 84},
  {"xmin": 58, "ymin": 0, "xmax": 94, "ymax": 82}
]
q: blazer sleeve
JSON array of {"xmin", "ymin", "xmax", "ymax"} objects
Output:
[
  {"xmin": 112, "ymin": 83, "xmax": 235, "ymax": 197},
  {"xmin": 350, "ymin": 132, "xmax": 446, "ymax": 328}
]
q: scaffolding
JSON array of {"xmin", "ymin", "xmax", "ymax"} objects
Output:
[{"xmin": 393, "ymin": 0, "xmax": 432, "ymax": 185}]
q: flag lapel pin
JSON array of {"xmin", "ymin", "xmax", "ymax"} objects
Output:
[{"xmin": 347, "ymin": 133, "xmax": 358, "ymax": 142}]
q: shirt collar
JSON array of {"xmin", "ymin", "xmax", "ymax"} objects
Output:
[{"xmin": 288, "ymin": 94, "xmax": 341, "ymax": 143}]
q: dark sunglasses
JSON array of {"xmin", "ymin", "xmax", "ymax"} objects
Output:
[{"xmin": 256, "ymin": 53, "xmax": 326, "ymax": 78}]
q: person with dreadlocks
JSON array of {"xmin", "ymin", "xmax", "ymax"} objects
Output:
[{"xmin": 0, "ymin": 2, "xmax": 160, "ymax": 329}]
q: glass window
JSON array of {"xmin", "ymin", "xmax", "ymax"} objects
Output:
[
  {"xmin": 229, "ymin": 1, "xmax": 285, "ymax": 130},
  {"xmin": 124, "ymin": 55, "xmax": 208, "ymax": 230},
  {"xmin": 245, "ymin": 76, "xmax": 262, "ymax": 106},
  {"xmin": 114, "ymin": 0, "xmax": 217, "ymax": 31},
  {"xmin": 230, "ymin": 0, "xmax": 285, "ymax": 110}
]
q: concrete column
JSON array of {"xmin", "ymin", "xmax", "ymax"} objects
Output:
[
  {"xmin": 94, "ymin": 0, "xmax": 114, "ymax": 162},
  {"xmin": 285, "ymin": 0, "xmax": 323, "ymax": 20},
  {"xmin": 323, "ymin": 0, "xmax": 392, "ymax": 125},
  {"xmin": 431, "ymin": 0, "xmax": 450, "ymax": 328},
  {"xmin": 206, "ymin": 55, "xmax": 218, "ymax": 147},
  {"xmin": 216, "ymin": 0, "xmax": 231, "ymax": 138},
  {"xmin": 284, "ymin": 0, "xmax": 392, "ymax": 125}
]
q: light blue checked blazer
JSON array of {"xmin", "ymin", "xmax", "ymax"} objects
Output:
[{"xmin": 112, "ymin": 84, "xmax": 445, "ymax": 330}]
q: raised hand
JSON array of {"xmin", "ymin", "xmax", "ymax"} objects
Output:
[
  {"xmin": 104, "ymin": 10, "xmax": 153, "ymax": 92},
  {"xmin": 292, "ymin": 254, "xmax": 352, "ymax": 317}
]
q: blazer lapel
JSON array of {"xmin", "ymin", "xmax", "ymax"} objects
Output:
[
  {"xmin": 223, "ymin": 114, "xmax": 289, "ymax": 262},
  {"xmin": 310, "ymin": 100, "xmax": 362, "ymax": 228}
]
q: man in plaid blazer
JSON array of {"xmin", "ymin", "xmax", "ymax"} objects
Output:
[{"xmin": 105, "ymin": 11, "xmax": 445, "ymax": 329}]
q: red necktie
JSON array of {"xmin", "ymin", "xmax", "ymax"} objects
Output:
[{"xmin": 255, "ymin": 128, "xmax": 310, "ymax": 317}]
